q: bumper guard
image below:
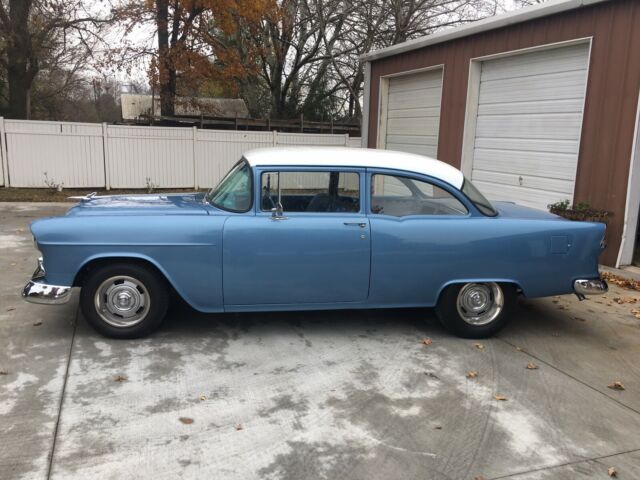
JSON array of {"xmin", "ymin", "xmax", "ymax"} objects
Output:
[
  {"xmin": 21, "ymin": 257, "xmax": 72, "ymax": 305},
  {"xmin": 573, "ymin": 278, "xmax": 608, "ymax": 300}
]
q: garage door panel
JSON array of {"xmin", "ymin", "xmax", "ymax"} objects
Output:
[
  {"xmin": 478, "ymin": 98, "xmax": 585, "ymax": 116},
  {"xmin": 384, "ymin": 68, "xmax": 443, "ymax": 157},
  {"xmin": 480, "ymin": 44, "xmax": 589, "ymax": 81},
  {"xmin": 471, "ymin": 169, "xmax": 574, "ymax": 195},
  {"xmin": 387, "ymin": 107, "xmax": 440, "ymax": 119},
  {"xmin": 474, "ymin": 138, "xmax": 579, "ymax": 155},
  {"xmin": 388, "ymin": 70, "xmax": 442, "ymax": 92},
  {"xmin": 473, "ymin": 181, "xmax": 572, "ymax": 209},
  {"xmin": 388, "ymin": 88, "xmax": 442, "ymax": 110},
  {"xmin": 475, "ymin": 113, "xmax": 583, "ymax": 140},
  {"xmin": 386, "ymin": 143, "xmax": 437, "ymax": 157},
  {"xmin": 387, "ymin": 117, "xmax": 440, "ymax": 136},
  {"xmin": 469, "ymin": 43, "xmax": 589, "ymax": 210},
  {"xmin": 479, "ymin": 71, "xmax": 588, "ymax": 104},
  {"xmin": 386, "ymin": 135, "xmax": 437, "ymax": 146},
  {"xmin": 473, "ymin": 149, "xmax": 578, "ymax": 179}
]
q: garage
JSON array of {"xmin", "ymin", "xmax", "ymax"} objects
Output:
[
  {"xmin": 361, "ymin": 0, "xmax": 640, "ymax": 267},
  {"xmin": 380, "ymin": 68, "xmax": 443, "ymax": 157},
  {"xmin": 466, "ymin": 43, "xmax": 590, "ymax": 210}
]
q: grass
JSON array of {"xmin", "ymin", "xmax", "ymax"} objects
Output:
[{"xmin": 0, "ymin": 187, "xmax": 207, "ymax": 203}]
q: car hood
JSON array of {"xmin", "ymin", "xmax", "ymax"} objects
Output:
[
  {"xmin": 493, "ymin": 201, "xmax": 564, "ymax": 220},
  {"xmin": 65, "ymin": 193, "xmax": 209, "ymax": 216}
]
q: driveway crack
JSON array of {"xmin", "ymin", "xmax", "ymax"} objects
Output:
[
  {"xmin": 497, "ymin": 336, "xmax": 640, "ymax": 417},
  {"xmin": 488, "ymin": 447, "xmax": 640, "ymax": 479},
  {"xmin": 46, "ymin": 309, "xmax": 79, "ymax": 480}
]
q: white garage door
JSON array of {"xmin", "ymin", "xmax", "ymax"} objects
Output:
[
  {"xmin": 384, "ymin": 68, "xmax": 443, "ymax": 157},
  {"xmin": 470, "ymin": 43, "xmax": 590, "ymax": 210}
]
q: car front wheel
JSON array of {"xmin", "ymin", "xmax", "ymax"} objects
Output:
[
  {"xmin": 80, "ymin": 263, "xmax": 169, "ymax": 338},
  {"xmin": 436, "ymin": 282, "xmax": 516, "ymax": 338}
]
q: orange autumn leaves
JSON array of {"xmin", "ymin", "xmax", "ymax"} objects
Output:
[{"xmin": 115, "ymin": 0, "xmax": 278, "ymax": 98}]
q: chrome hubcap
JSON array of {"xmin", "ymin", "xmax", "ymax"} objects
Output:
[
  {"xmin": 456, "ymin": 283, "xmax": 503, "ymax": 326},
  {"xmin": 94, "ymin": 276, "xmax": 150, "ymax": 328}
]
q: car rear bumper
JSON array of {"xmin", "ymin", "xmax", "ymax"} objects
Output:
[
  {"xmin": 573, "ymin": 278, "xmax": 608, "ymax": 298},
  {"xmin": 21, "ymin": 257, "xmax": 72, "ymax": 305}
]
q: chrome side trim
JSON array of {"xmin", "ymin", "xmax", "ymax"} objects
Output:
[
  {"xmin": 21, "ymin": 257, "xmax": 72, "ymax": 305},
  {"xmin": 573, "ymin": 278, "xmax": 608, "ymax": 300}
]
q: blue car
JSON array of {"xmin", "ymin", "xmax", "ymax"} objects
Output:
[{"xmin": 22, "ymin": 147, "xmax": 607, "ymax": 338}]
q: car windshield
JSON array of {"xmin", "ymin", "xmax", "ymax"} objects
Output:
[
  {"xmin": 206, "ymin": 159, "xmax": 252, "ymax": 212},
  {"xmin": 462, "ymin": 178, "xmax": 497, "ymax": 216}
]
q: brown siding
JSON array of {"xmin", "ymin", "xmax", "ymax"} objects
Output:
[{"xmin": 367, "ymin": 0, "xmax": 640, "ymax": 266}]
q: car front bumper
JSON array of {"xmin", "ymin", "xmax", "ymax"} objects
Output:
[
  {"xmin": 573, "ymin": 278, "xmax": 608, "ymax": 299},
  {"xmin": 21, "ymin": 257, "xmax": 72, "ymax": 305}
]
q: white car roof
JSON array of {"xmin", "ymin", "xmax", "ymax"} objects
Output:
[{"xmin": 243, "ymin": 147, "xmax": 465, "ymax": 189}]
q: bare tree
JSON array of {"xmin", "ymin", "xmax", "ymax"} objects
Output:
[
  {"xmin": 0, "ymin": 0, "xmax": 107, "ymax": 119},
  {"xmin": 232, "ymin": 0, "xmax": 501, "ymax": 121}
]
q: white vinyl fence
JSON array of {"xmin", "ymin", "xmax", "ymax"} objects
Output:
[{"xmin": 0, "ymin": 118, "xmax": 361, "ymax": 189}]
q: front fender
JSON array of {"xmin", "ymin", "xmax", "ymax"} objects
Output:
[{"xmin": 31, "ymin": 215, "xmax": 225, "ymax": 312}]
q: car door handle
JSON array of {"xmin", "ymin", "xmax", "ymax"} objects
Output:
[{"xmin": 344, "ymin": 222, "xmax": 366, "ymax": 228}]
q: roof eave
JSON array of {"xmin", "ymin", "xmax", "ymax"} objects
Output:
[{"xmin": 360, "ymin": 0, "xmax": 609, "ymax": 63}]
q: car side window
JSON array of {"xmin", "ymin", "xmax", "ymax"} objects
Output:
[
  {"xmin": 261, "ymin": 171, "xmax": 360, "ymax": 213},
  {"xmin": 370, "ymin": 174, "xmax": 468, "ymax": 216}
]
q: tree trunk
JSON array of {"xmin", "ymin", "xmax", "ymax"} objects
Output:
[
  {"xmin": 156, "ymin": 0, "xmax": 175, "ymax": 116},
  {"xmin": 7, "ymin": 0, "xmax": 36, "ymax": 119}
]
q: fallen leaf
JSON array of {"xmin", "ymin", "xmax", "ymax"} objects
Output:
[
  {"xmin": 602, "ymin": 271, "xmax": 640, "ymax": 291},
  {"xmin": 466, "ymin": 371, "xmax": 478, "ymax": 379},
  {"xmin": 526, "ymin": 362, "xmax": 539, "ymax": 370},
  {"xmin": 0, "ymin": 369, "xmax": 8, "ymax": 375},
  {"xmin": 608, "ymin": 380, "xmax": 625, "ymax": 391},
  {"xmin": 235, "ymin": 424, "xmax": 243, "ymax": 431},
  {"xmin": 434, "ymin": 425, "xmax": 442, "ymax": 430},
  {"xmin": 631, "ymin": 308, "xmax": 640, "ymax": 319},
  {"xmin": 494, "ymin": 394, "xmax": 507, "ymax": 401},
  {"xmin": 613, "ymin": 296, "xmax": 637, "ymax": 304},
  {"xmin": 558, "ymin": 305, "xmax": 568, "ymax": 310},
  {"xmin": 199, "ymin": 394, "xmax": 207, "ymax": 401},
  {"xmin": 114, "ymin": 375, "xmax": 127, "ymax": 382},
  {"xmin": 474, "ymin": 343, "xmax": 485, "ymax": 350},
  {"xmin": 421, "ymin": 338, "xmax": 433, "ymax": 346},
  {"xmin": 10, "ymin": 262, "xmax": 16, "ymax": 266},
  {"xmin": 33, "ymin": 320, "xmax": 42, "ymax": 326},
  {"xmin": 515, "ymin": 346, "xmax": 523, "ymax": 351},
  {"xmin": 608, "ymin": 466, "xmax": 617, "ymax": 477},
  {"xmin": 6, "ymin": 307, "xmax": 15, "ymax": 312},
  {"xmin": 179, "ymin": 417, "xmax": 194, "ymax": 425}
]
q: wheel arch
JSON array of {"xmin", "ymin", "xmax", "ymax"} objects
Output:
[
  {"xmin": 73, "ymin": 254, "xmax": 184, "ymax": 300},
  {"xmin": 435, "ymin": 278, "xmax": 524, "ymax": 304}
]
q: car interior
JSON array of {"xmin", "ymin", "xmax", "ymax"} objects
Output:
[{"xmin": 261, "ymin": 171, "xmax": 360, "ymax": 213}]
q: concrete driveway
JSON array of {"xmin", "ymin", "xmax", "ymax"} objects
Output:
[{"xmin": 1, "ymin": 202, "xmax": 640, "ymax": 480}]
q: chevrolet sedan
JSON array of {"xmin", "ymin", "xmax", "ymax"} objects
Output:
[{"xmin": 22, "ymin": 147, "xmax": 607, "ymax": 338}]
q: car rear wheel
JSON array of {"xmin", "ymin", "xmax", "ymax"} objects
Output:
[
  {"xmin": 80, "ymin": 263, "xmax": 169, "ymax": 338},
  {"xmin": 436, "ymin": 282, "xmax": 516, "ymax": 338}
]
